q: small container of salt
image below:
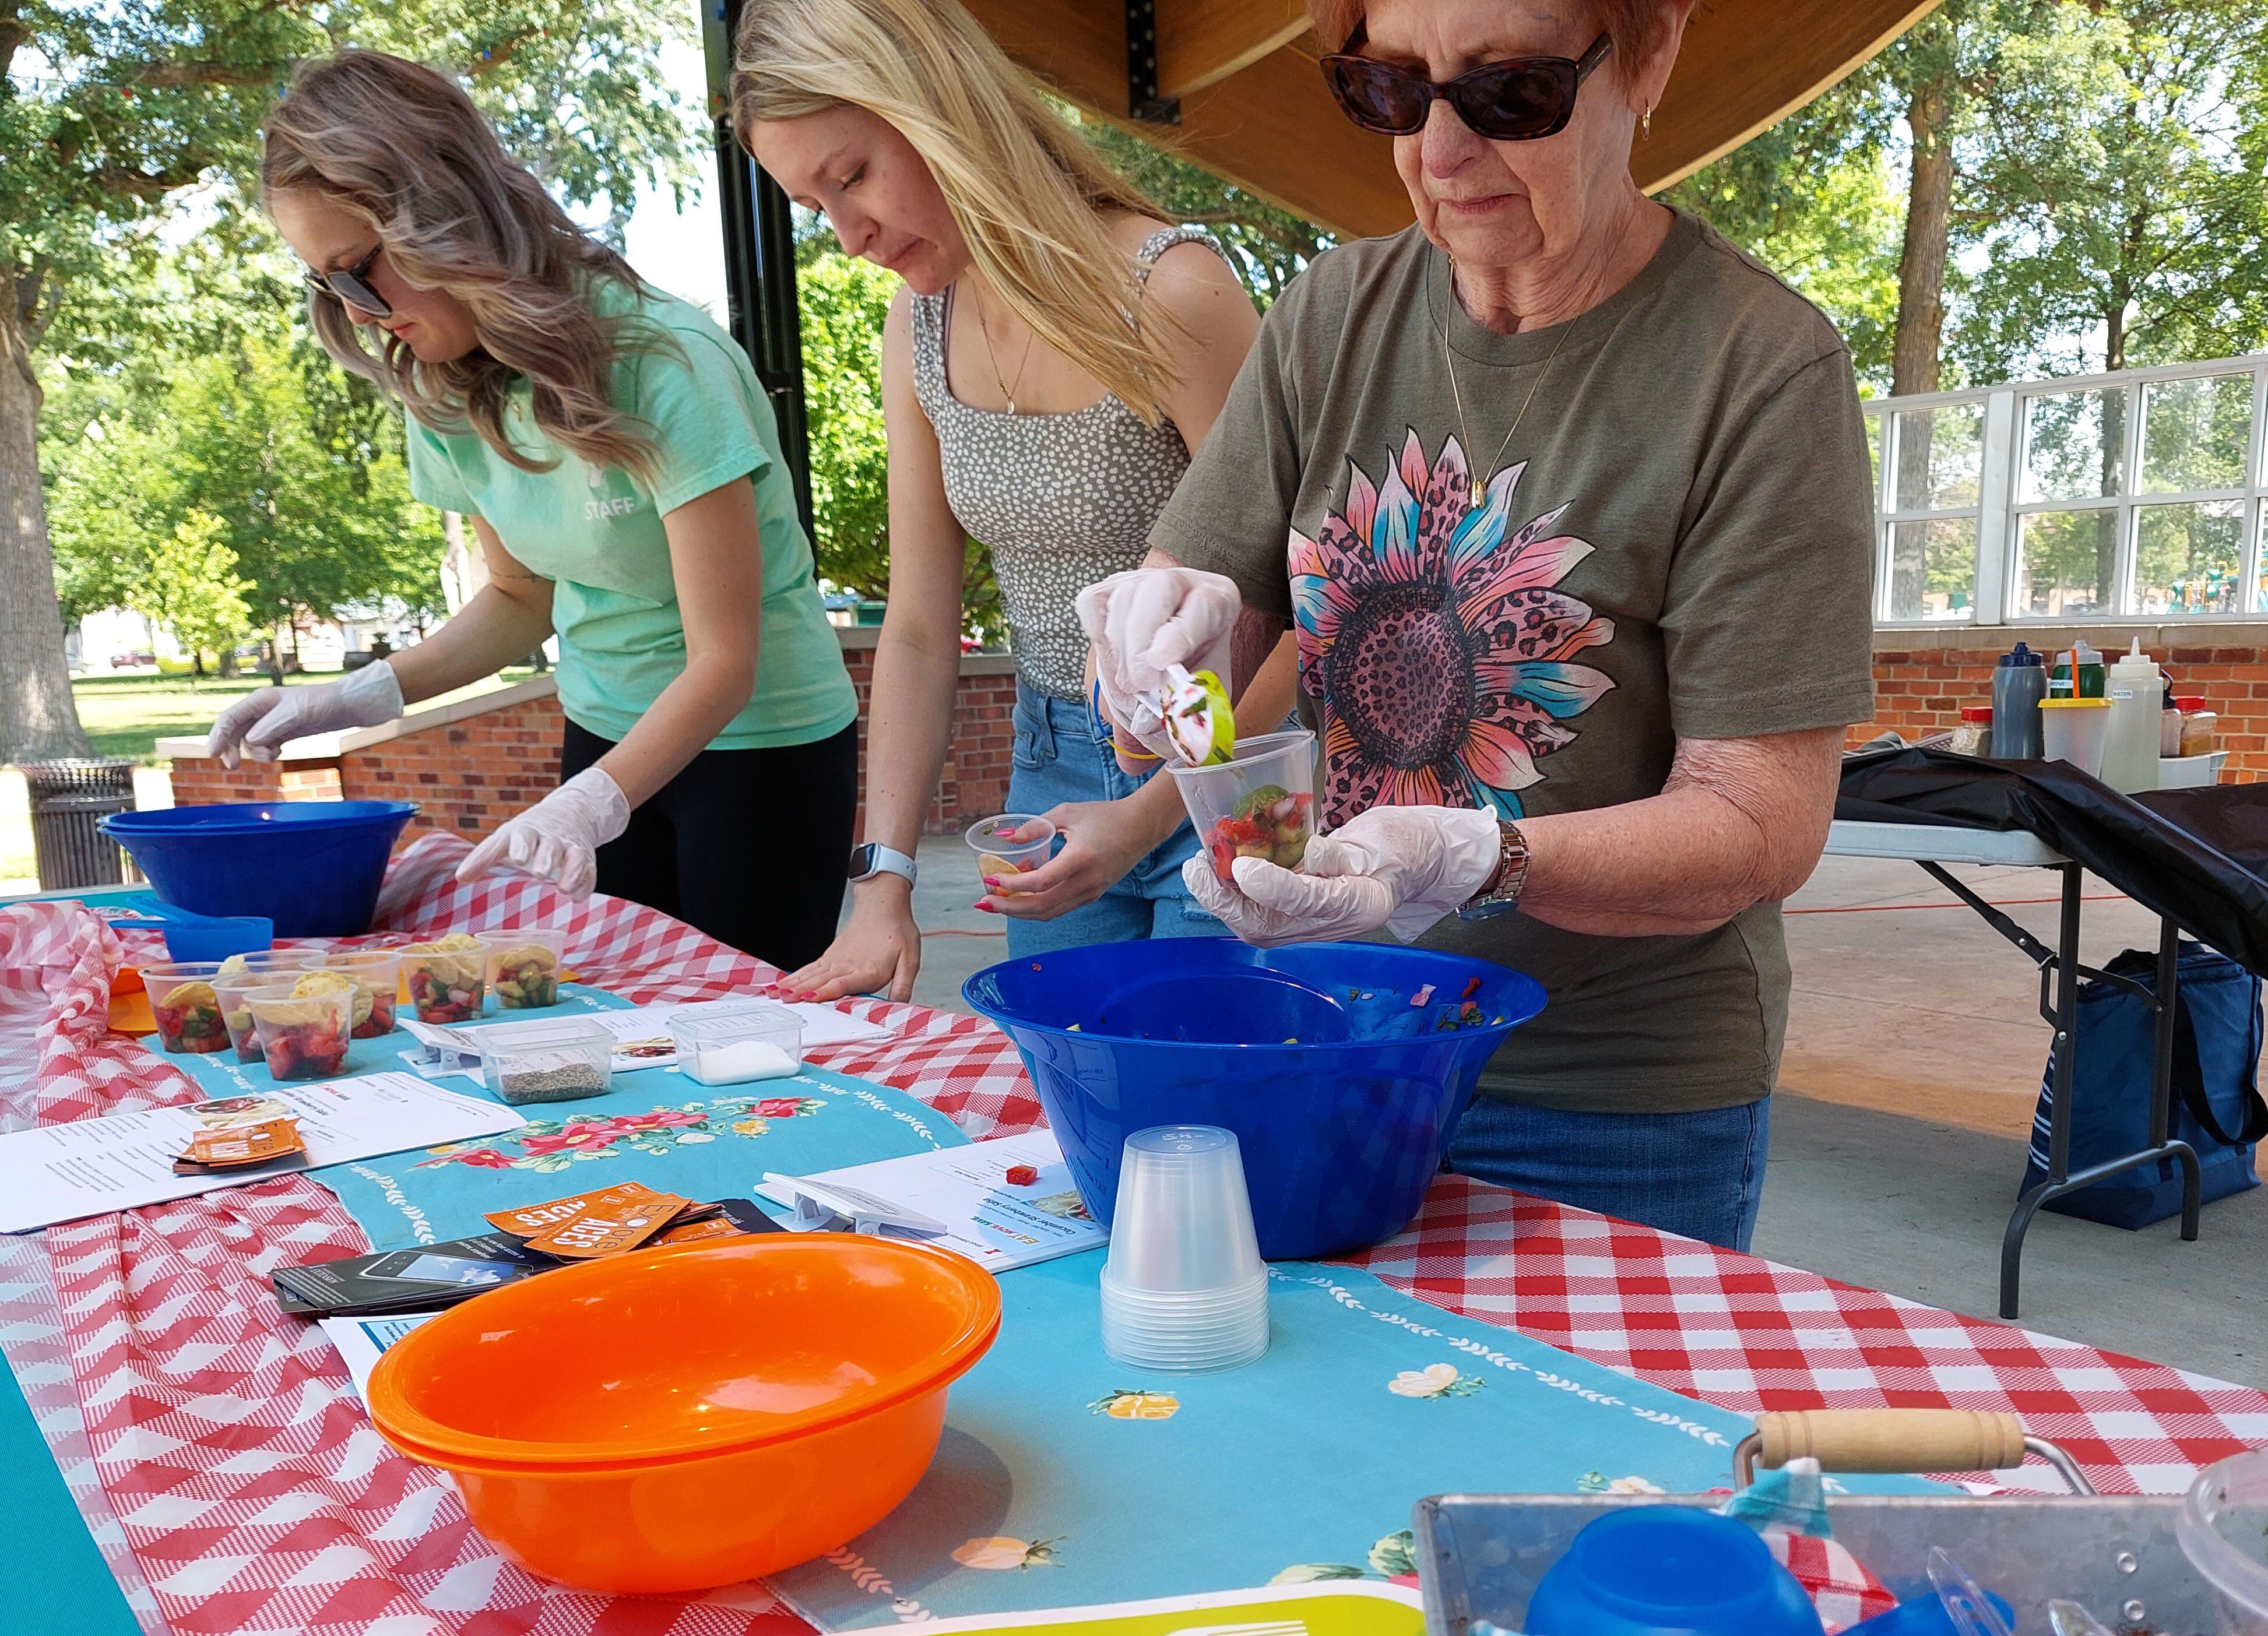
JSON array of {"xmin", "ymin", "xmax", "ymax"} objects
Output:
[
  {"xmin": 670, "ymin": 1004, "xmax": 804, "ymax": 1086},
  {"xmin": 474, "ymin": 1016, "xmax": 614, "ymax": 1105}
]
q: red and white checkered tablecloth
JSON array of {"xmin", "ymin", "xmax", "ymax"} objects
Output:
[{"xmin": 2, "ymin": 829, "xmax": 2264, "ymax": 1636}]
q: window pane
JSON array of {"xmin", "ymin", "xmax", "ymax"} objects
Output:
[
  {"xmin": 1886, "ymin": 518, "xmax": 1979, "ymax": 621},
  {"xmin": 2259, "ymin": 500, "xmax": 2268, "ymax": 614},
  {"xmin": 1865, "ymin": 412, "xmax": 1883, "ymax": 497},
  {"xmin": 2133, "ymin": 500, "xmax": 2242, "ymax": 614},
  {"xmin": 2141, "ymin": 372, "xmax": 2252, "ymax": 494},
  {"xmin": 1892, "ymin": 403, "xmax": 1984, "ymax": 511},
  {"xmin": 2021, "ymin": 388, "xmax": 2125, "ymax": 501},
  {"xmin": 2016, "ymin": 509, "xmax": 2119, "ymax": 618}
]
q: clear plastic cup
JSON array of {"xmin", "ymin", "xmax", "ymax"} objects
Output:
[
  {"xmin": 1168, "ymin": 730, "xmax": 1317, "ymax": 886},
  {"xmin": 482, "ymin": 931, "xmax": 567, "ymax": 1010},
  {"xmin": 245, "ymin": 982, "xmax": 352, "ymax": 1081},
  {"xmin": 2040, "ymin": 697, "xmax": 2111, "ymax": 777},
  {"xmin": 400, "ymin": 938, "xmax": 486, "ymax": 1025},
  {"xmin": 965, "ymin": 815, "xmax": 1056, "ymax": 883},
  {"xmin": 142, "ymin": 962, "xmax": 231, "ymax": 1055},
  {"xmin": 322, "ymin": 951, "xmax": 400, "ymax": 1039},
  {"xmin": 212, "ymin": 952, "xmax": 322, "ymax": 1063},
  {"xmin": 1099, "ymin": 1125, "xmax": 1269, "ymax": 1373},
  {"xmin": 2179, "ymin": 1449, "xmax": 2268, "ymax": 1635}
]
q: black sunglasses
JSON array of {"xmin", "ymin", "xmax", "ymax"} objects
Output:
[
  {"xmin": 304, "ymin": 243, "xmax": 392, "ymax": 321},
  {"xmin": 1320, "ymin": 27, "xmax": 1613, "ymax": 141}
]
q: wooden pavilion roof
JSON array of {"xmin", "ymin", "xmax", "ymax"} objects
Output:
[{"xmin": 959, "ymin": 0, "xmax": 1939, "ymax": 238}]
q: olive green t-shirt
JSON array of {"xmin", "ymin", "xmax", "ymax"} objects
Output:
[
  {"xmin": 1152, "ymin": 211, "xmax": 1876, "ymax": 1114},
  {"xmin": 406, "ymin": 282, "xmax": 857, "ymax": 751}
]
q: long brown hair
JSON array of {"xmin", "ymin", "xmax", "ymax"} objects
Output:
[
  {"xmin": 262, "ymin": 50, "xmax": 671, "ymax": 484},
  {"xmin": 731, "ymin": 0, "xmax": 1186, "ymax": 425}
]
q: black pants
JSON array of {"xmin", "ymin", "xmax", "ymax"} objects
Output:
[{"xmin": 561, "ymin": 719, "xmax": 856, "ymax": 970}]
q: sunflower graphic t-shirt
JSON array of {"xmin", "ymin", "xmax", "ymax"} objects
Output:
[{"xmin": 1153, "ymin": 210, "xmax": 1875, "ymax": 1114}]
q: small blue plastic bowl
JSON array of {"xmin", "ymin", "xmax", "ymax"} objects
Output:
[
  {"xmin": 100, "ymin": 801, "xmax": 417, "ymax": 938},
  {"xmin": 1526, "ymin": 1507, "xmax": 1824, "ymax": 1636},
  {"xmin": 962, "ymin": 939, "xmax": 1545, "ymax": 1259}
]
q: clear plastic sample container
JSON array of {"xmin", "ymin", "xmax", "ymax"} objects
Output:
[
  {"xmin": 965, "ymin": 814, "xmax": 1055, "ymax": 881},
  {"xmin": 245, "ymin": 981, "xmax": 352, "ymax": 1081},
  {"xmin": 321, "ymin": 950, "xmax": 400, "ymax": 1039},
  {"xmin": 142, "ymin": 962, "xmax": 231, "ymax": 1056},
  {"xmin": 481, "ymin": 931, "xmax": 567, "ymax": 1010},
  {"xmin": 1169, "ymin": 729, "xmax": 1317, "ymax": 886},
  {"xmin": 399, "ymin": 935, "xmax": 486, "ymax": 1024},
  {"xmin": 476, "ymin": 1017, "xmax": 612, "ymax": 1105},
  {"xmin": 670, "ymin": 1004, "xmax": 804, "ymax": 1086},
  {"xmin": 212, "ymin": 951, "xmax": 321, "ymax": 1064}
]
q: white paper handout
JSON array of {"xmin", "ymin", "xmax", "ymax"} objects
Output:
[
  {"xmin": 757, "ymin": 1130, "xmax": 1105, "ymax": 1272},
  {"xmin": 0, "ymin": 1074, "xmax": 525, "ymax": 1234},
  {"xmin": 320, "ymin": 1311, "xmax": 441, "ymax": 1404}
]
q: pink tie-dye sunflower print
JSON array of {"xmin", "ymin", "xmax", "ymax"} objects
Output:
[{"xmin": 1289, "ymin": 430, "xmax": 1615, "ymax": 828}]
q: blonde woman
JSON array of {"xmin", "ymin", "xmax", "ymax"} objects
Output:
[
  {"xmin": 739, "ymin": 0, "xmax": 1294, "ymax": 1005},
  {"xmin": 206, "ymin": 50, "xmax": 860, "ymax": 967}
]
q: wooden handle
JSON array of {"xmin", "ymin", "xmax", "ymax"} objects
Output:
[{"xmin": 1755, "ymin": 1409, "xmax": 2026, "ymax": 1474}]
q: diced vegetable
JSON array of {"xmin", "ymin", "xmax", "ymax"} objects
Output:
[{"xmin": 1205, "ymin": 789, "xmax": 1313, "ymax": 885}]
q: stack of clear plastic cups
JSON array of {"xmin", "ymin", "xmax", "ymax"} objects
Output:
[{"xmin": 1098, "ymin": 1125, "xmax": 1269, "ymax": 1373}]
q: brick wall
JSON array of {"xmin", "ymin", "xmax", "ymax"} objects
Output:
[
  {"xmin": 1854, "ymin": 624, "xmax": 2267, "ymax": 777},
  {"xmin": 166, "ymin": 633, "xmax": 1029, "ymax": 842}
]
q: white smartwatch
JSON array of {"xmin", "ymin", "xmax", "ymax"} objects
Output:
[{"xmin": 848, "ymin": 842, "xmax": 919, "ymax": 888}]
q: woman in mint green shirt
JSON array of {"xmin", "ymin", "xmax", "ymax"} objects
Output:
[{"xmin": 207, "ymin": 50, "xmax": 860, "ymax": 966}]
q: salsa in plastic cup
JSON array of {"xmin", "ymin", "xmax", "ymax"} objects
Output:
[{"xmin": 1168, "ymin": 730, "xmax": 1317, "ymax": 886}]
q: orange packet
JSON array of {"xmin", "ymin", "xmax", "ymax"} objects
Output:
[
  {"xmin": 525, "ymin": 1185, "xmax": 692, "ymax": 1259},
  {"xmin": 182, "ymin": 1117, "xmax": 305, "ymax": 1169},
  {"xmin": 485, "ymin": 1190, "xmax": 607, "ymax": 1237},
  {"xmin": 650, "ymin": 1214, "xmax": 745, "ymax": 1247}
]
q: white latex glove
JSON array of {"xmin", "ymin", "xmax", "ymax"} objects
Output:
[
  {"xmin": 454, "ymin": 767, "xmax": 632, "ymax": 901},
  {"xmin": 1181, "ymin": 805, "xmax": 1504, "ymax": 947},
  {"xmin": 1075, "ymin": 567, "xmax": 1240, "ymax": 759},
  {"xmin": 204, "ymin": 660, "xmax": 405, "ymax": 768}
]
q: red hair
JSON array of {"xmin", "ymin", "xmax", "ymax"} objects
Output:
[{"xmin": 1307, "ymin": 0, "xmax": 1673, "ymax": 78}]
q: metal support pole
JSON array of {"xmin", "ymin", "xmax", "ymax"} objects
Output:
[{"xmin": 702, "ymin": 0, "xmax": 816, "ymax": 544}]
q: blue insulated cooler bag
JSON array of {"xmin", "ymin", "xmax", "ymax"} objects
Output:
[{"xmin": 2023, "ymin": 942, "xmax": 2267, "ymax": 1229}]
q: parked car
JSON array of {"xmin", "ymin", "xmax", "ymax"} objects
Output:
[{"xmin": 109, "ymin": 650, "xmax": 157, "ymax": 669}]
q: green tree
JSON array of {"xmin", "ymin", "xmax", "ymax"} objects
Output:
[
  {"xmin": 127, "ymin": 509, "xmax": 253, "ymax": 675},
  {"xmin": 2, "ymin": 0, "xmax": 700, "ymax": 758},
  {"xmin": 45, "ymin": 293, "xmax": 447, "ymax": 657}
]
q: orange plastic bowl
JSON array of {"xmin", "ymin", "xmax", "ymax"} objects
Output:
[{"xmin": 365, "ymin": 1233, "xmax": 1001, "ymax": 1593}]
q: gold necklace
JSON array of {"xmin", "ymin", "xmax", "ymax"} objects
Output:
[
  {"xmin": 971, "ymin": 282, "xmax": 1035, "ymax": 416},
  {"xmin": 1439, "ymin": 255, "xmax": 1583, "ymax": 488}
]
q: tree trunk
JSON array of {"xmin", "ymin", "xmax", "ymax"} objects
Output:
[
  {"xmin": 1887, "ymin": 68, "xmax": 1957, "ymax": 618},
  {"xmin": 0, "ymin": 265, "xmax": 93, "ymax": 762},
  {"xmin": 2095, "ymin": 299, "xmax": 2129, "ymax": 612}
]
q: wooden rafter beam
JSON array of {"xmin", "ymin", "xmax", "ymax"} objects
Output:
[{"xmin": 1155, "ymin": 0, "xmax": 1309, "ymax": 99}]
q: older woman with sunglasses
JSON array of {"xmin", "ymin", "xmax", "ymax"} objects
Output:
[{"xmin": 1081, "ymin": 0, "xmax": 1877, "ymax": 1251}]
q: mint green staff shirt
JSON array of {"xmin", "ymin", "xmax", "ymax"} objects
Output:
[{"xmin": 404, "ymin": 282, "xmax": 857, "ymax": 751}]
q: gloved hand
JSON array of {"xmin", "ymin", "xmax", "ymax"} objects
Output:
[
  {"xmin": 204, "ymin": 660, "xmax": 405, "ymax": 768},
  {"xmin": 455, "ymin": 767, "xmax": 632, "ymax": 901},
  {"xmin": 1076, "ymin": 567, "xmax": 1241, "ymax": 759},
  {"xmin": 1181, "ymin": 805, "xmax": 1504, "ymax": 947}
]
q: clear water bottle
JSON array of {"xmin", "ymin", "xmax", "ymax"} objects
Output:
[{"xmin": 1990, "ymin": 642, "xmax": 2046, "ymax": 758}]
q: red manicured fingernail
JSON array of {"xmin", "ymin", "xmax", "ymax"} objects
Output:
[
  {"xmin": 975, "ymin": 902, "xmax": 997, "ymax": 914},
  {"xmin": 983, "ymin": 877, "xmax": 1004, "ymax": 890}
]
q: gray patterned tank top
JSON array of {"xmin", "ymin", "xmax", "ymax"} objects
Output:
[{"xmin": 910, "ymin": 225, "xmax": 1224, "ymax": 700}]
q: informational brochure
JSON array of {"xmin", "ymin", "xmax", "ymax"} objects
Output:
[
  {"xmin": 400, "ymin": 998, "xmax": 890, "ymax": 1079},
  {"xmin": 757, "ymin": 1130, "xmax": 1106, "ymax": 1273},
  {"xmin": 0, "ymin": 1074, "xmax": 525, "ymax": 1234},
  {"xmin": 319, "ymin": 1311, "xmax": 441, "ymax": 1403}
]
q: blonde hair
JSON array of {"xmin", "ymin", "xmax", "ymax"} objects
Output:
[
  {"xmin": 731, "ymin": 0, "xmax": 1183, "ymax": 425},
  {"xmin": 262, "ymin": 50, "xmax": 673, "ymax": 485}
]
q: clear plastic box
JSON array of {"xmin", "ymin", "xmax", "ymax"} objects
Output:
[
  {"xmin": 670, "ymin": 1004, "xmax": 804, "ymax": 1086},
  {"xmin": 476, "ymin": 1017, "xmax": 613, "ymax": 1105}
]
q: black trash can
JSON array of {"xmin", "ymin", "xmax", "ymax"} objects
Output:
[{"xmin": 22, "ymin": 758, "xmax": 139, "ymax": 890}]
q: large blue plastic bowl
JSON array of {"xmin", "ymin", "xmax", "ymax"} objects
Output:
[
  {"xmin": 963, "ymin": 940, "xmax": 1545, "ymax": 1259},
  {"xmin": 100, "ymin": 801, "xmax": 417, "ymax": 938}
]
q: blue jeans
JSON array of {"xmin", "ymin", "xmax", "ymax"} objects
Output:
[
  {"xmin": 1003, "ymin": 683, "xmax": 1225, "ymax": 957},
  {"xmin": 1444, "ymin": 1096, "xmax": 1771, "ymax": 1251}
]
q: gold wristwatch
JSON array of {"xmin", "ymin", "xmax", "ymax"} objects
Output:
[{"xmin": 1457, "ymin": 819, "xmax": 1529, "ymax": 921}]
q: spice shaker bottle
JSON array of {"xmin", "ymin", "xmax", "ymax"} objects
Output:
[{"xmin": 1990, "ymin": 642, "xmax": 2046, "ymax": 758}]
